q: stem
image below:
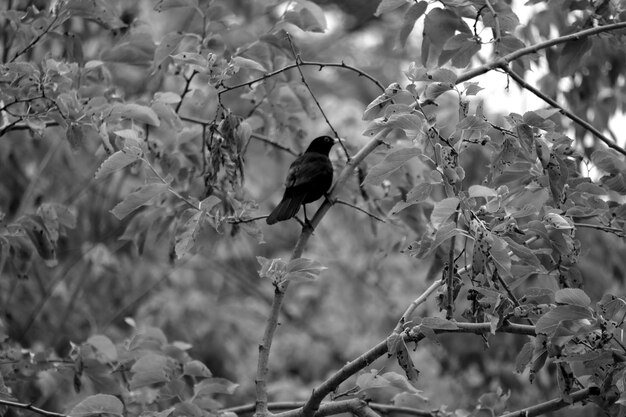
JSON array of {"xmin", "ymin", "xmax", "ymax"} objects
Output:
[
  {"xmin": 457, "ymin": 21, "xmax": 626, "ymax": 84},
  {"xmin": 499, "ymin": 387, "xmax": 597, "ymax": 417},
  {"xmin": 254, "ymin": 129, "xmax": 391, "ymax": 417},
  {"xmin": 219, "ymin": 61, "xmax": 385, "ymax": 97},
  {"xmin": 394, "ymin": 279, "xmax": 444, "ymax": 333},
  {"xmin": 501, "ymin": 65, "xmax": 626, "ymax": 157},
  {"xmin": 0, "ymin": 398, "xmax": 67, "ymax": 417}
]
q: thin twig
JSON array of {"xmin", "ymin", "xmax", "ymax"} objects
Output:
[
  {"xmin": 574, "ymin": 222, "xmax": 625, "ymax": 237},
  {"xmin": 0, "ymin": 397, "xmax": 67, "ymax": 417},
  {"xmin": 224, "ymin": 401, "xmax": 433, "ymax": 417},
  {"xmin": 176, "ymin": 70, "xmax": 198, "ymax": 113},
  {"xmin": 334, "ymin": 199, "xmax": 385, "ymax": 222},
  {"xmin": 219, "ymin": 61, "xmax": 386, "ymax": 97},
  {"xmin": 285, "ymin": 33, "xmax": 350, "ymax": 158},
  {"xmin": 501, "ymin": 65, "xmax": 626, "ymax": 157},
  {"xmin": 394, "ymin": 279, "xmax": 445, "ymax": 334},
  {"xmin": 9, "ymin": 13, "xmax": 61, "ymax": 63},
  {"xmin": 499, "ymin": 387, "xmax": 596, "ymax": 417},
  {"xmin": 483, "ymin": 0, "xmax": 501, "ymax": 45},
  {"xmin": 142, "ymin": 158, "xmax": 200, "ymax": 210},
  {"xmin": 457, "ymin": 21, "xmax": 626, "ymax": 84}
]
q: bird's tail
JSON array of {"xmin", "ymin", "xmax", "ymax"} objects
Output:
[{"xmin": 266, "ymin": 194, "xmax": 305, "ymax": 225}]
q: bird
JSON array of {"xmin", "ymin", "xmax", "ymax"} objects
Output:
[{"xmin": 266, "ymin": 136, "xmax": 337, "ymax": 225}]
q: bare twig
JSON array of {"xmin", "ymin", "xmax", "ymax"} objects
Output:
[
  {"xmin": 457, "ymin": 21, "xmax": 626, "ymax": 84},
  {"xmin": 285, "ymin": 33, "xmax": 350, "ymax": 158},
  {"xmin": 499, "ymin": 387, "xmax": 597, "ymax": 417},
  {"xmin": 483, "ymin": 0, "xmax": 501, "ymax": 45},
  {"xmin": 225, "ymin": 401, "xmax": 433, "ymax": 417},
  {"xmin": 394, "ymin": 279, "xmax": 445, "ymax": 334},
  {"xmin": 574, "ymin": 222, "xmax": 625, "ymax": 237},
  {"xmin": 501, "ymin": 65, "xmax": 626, "ymax": 157},
  {"xmin": 0, "ymin": 398, "xmax": 67, "ymax": 417},
  {"xmin": 219, "ymin": 61, "xmax": 385, "ymax": 97},
  {"xmin": 334, "ymin": 199, "xmax": 385, "ymax": 222},
  {"xmin": 176, "ymin": 70, "xmax": 198, "ymax": 113}
]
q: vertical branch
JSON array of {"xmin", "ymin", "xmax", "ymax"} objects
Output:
[
  {"xmin": 483, "ymin": 0, "xmax": 501, "ymax": 46},
  {"xmin": 254, "ymin": 129, "xmax": 390, "ymax": 417}
]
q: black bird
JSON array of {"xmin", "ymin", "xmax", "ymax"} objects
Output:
[{"xmin": 266, "ymin": 136, "xmax": 337, "ymax": 225}]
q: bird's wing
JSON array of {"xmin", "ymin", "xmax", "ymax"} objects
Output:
[{"xmin": 285, "ymin": 154, "xmax": 331, "ymax": 188}]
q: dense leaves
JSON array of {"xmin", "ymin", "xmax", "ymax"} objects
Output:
[{"xmin": 2, "ymin": 0, "xmax": 626, "ymax": 416}]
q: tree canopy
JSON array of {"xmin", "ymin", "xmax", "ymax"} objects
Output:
[{"xmin": 2, "ymin": 0, "xmax": 626, "ymax": 416}]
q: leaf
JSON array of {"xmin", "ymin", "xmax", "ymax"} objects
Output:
[
  {"xmin": 421, "ymin": 317, "xmax": 459, "ymax": 330},
  {"xmin": 284, "ymin": 1, "xmax": 326, "ymax": 32},
  {"xmin": 110, "ymin": 103, "xmax": 160, "ymax": 127},
  {"xmin": 515, "ymin": 342, "xmax": 534, "ymax": 373},
  {"xmin": 468, "ymin": 185, "xmax": 497, "ymax": 198},
  {"xmin": 285, "ymin": 258, "xmax": 327, "ymax": 282},
  {"xmin": 154, "ymin": 0, "xmax": 199, "ymax": 11},
  {"xmin": 464, "ymin": 82, "xmax": 483, "ymax": 96},
  {"xmin": 94, "ymin": 147, "xmax": 142, "ymax": 179},
  {"xmin": 399, "ymin": 2, "xmax": 428, "ymax": 47},
  {"xmin": 430, "ymin": 197, "xmax": 459, "ymax": 229},
  {"xmin": 535, "ymin": 305, "xmax": 594, "ymax": 336},
  {"xmin": 375, "ymin": 0, "xmax": 409, "ymax": 16},
  {"xmin": 153, "ymin": 31, "xmax": 185, "ymax": 71},
  {"xmin": 558, "ymin": 38, "xmax": 592, "ymax": 77},
  {"xmin": 130, "ymin": 354, "xmax": 171, "ymax": 389},
  {"xmin": 387, "ymin": 336, "xmax": 420, "ymax": 382},
  {"xmin": 591, "ymin": 149, "xmax": 626, "ymax": 174},
  {"xmin": 363, "ymin": 147, "xmax": 422, "ymax": 185},
  {"xmin": 597, "ymin": 294, "xmax": 626, "ymax": 320},
  {"xmin": 195, "ymin": 377, "xmax": 239, "ymax": 396},
  {"xmin": 424, "ymin": 82, "xmax": 454, "ymax": 100},
  {"xmin": 69, "ymin": 394, "xmax": 124, "ymax": 417},
  {"xmin": 175, "ymin": 210, "xmax": 206, "ymax": 259},
  {"xmin": 183, "ymin": 360, "xmax": 213, "ymax": 378},
  {"xmin": 421, "ymin": 8, "xmax": 470, "ymax": 67},
  {"xmin": 86, "ymin": 335, "xmax": 118, "ymax": 363},
  {"xmin": 231, "ymin": 56, "xmax": 266, "ymax": 73},
  {"xmin": 110, "ymin": 183, "xmax": 169, "ymax": 220},
  {"xmin": 389, "ymin": 182, "xmax": 432, "ymax": 214},
  {"xmin": 555, "ymin": 288, "xmax": 591, "ymax": 307}
]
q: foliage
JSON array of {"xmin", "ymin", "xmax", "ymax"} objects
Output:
[{"xmin": 2, "ymin": 0, "xmax": 626, "ymax": 417}]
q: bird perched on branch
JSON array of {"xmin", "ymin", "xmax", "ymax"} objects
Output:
[{"xmin": 266, "ymin": 136, "xmax": 337, "ymax": 225}]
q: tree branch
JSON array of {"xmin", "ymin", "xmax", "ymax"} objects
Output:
[
  {"xmin": 457, "ymin": 21, "xmax": 626, "ymax": 84},
  {"xmin": 500, "ymin": 65, "xmax": 626, "ymax": 157},
  {"xmin": 254, "ymin": 129, "xmax": 391, "ymax": 417},
  {"xmin": 225, "ymin": 401, "xmax": 434, "ymax": 417},
  {"xmin": 0, "ymin": 399, "xmax": 67, "ymax": 417},
  {"xmin": 499, "ymin": 386, "xmax": 598, "ymax": 417},
  {"xmin": 219, "ymin": 61, "xmax": 385, "ymax": 97}
]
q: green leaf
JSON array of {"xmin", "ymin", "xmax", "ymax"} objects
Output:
[
  {"xmin": 424, "ymin": 82, "xmax": 454, "ymax": 100},
  {"xmin": 591, "ymin": 149, "xmax": 626, "ymax": 174},
  {"xmin": 153, "ymin": 31, "xmax": 185, "ymax": 71},
  {"xmin": 535, "ymin": 305, "xmax": 594, "ymax": 336},
  {"xmin": 421, "ymin": 317, "xmax": 458, "ymax": 330},
  {"xmin": 390, "ymin": 182, "xmax": 432, "ymax": 214},
  {"xmin": 515, "ymin": 342, "xmax": 533, "ymax": 373},
  {"xmin": 399, "ymin": 2, "xmax": 427, "ymax": 47},
  {"xmin": 363, "ymin": 147, "xmax": 422, "ymax": 185},
  {"xmin": 130, "ymin": 354, "xmax": 171, "ymax": 389},
  {"xmin": 175, "ymin": 209, "xmax": 206, "ymax": 259},
  {"xmin": 183, "ymin": 360, "xmax": 213, "ymax": 378},
  {"xmin": 231, "ymin": 56, "xmax": 266, "ymax": 72},
  {"xmin": 468, "ymin": 185, "xmax": 497, "ymax": 198},
  {"xmin": 597, "ymin": 294, "xmax": 626, "ymax": 320},
  {"xmin": 154, "ymin": 0, "xmax": 199, "ymax": 12},
  {"xmin": 110, "ymin": 103, "xmax": 160, "ymax": 127},
  {"xmin": 86, "ymin": 335, "xmax": 118, "ymax": 363},
  {"xmin": 94, "ymin": 147, "xmax": 142, "ymax": 179},
  {"xmin": 284, "ymin": 1, "xmax": 326, "ymax": 32},
  {"xmin": 555, "ymin": 288, "xmax": 591, "ymax": 307},
  {"xmin": 110, "ymin": 183, "xmax": 169, "ymax": 220},
  {"xmin": 430, "ymin": 197, "xmax": 459, "ymax": 229},
  {"xmin": 558, "ymin": 38, "xmax": 592, "ymax": 77},
  {"xmin": 69, "ymin": 394, "xmax": 124, "ymax": 417},
  {"xmin": 285, "ymin": 258, "xmax": 327, "ymax": 282},
  {"xmin": 194, "ymin": 377, "xmax": 239, "ymax": 396},
  {"xmin": 375, "ymin": 0, "xmax": 409, "ymax": 16}
]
